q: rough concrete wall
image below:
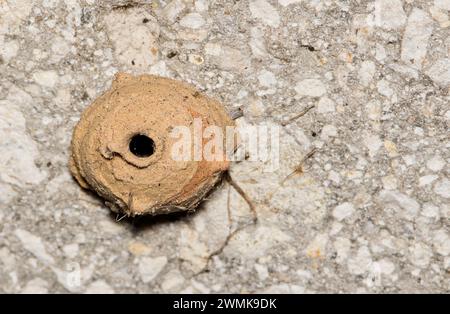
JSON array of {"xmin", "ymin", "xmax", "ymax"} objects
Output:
[{"xmin": 0, "ymin": 0, "xmax": 449, "ymax": 293}]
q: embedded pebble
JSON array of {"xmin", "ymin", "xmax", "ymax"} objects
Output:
[
  {"xmin": 138, "ymin": 256, "xmax": 168, "ymax": 283},
  {"xmin": 333, "ymin": 202, "xmax": 355, "ymax": 221},
  {"xmin": 33, "ymin": 70, "xmax": 59, "ymax": 88},
  {"xmin": 378, "ymin": 190, "xmax": 420, "ymax": 220},
  {"xmin": 21, "ymin": 278, "xmax": 49, "ymax": 294},
  {"xmin": 85, "ymin": 280, "xmax": 114, "ymax": 294},
  {"xmin": 179, "ymin": 13, "xmax": 205, "ymax": 29},
  {"xmin": 373, "ymin": 0, "xmax": 407, "ymax": 30},
  {"xmin": 295, "ymin": 79, "xmax": 327, "ymax": 97},
  {"xmin": 317, "ymin": 97, "xmax": 335, "ymax": 113},
  {"xmin": 278, "ymin": 0, "xmax": 302, "ymax": 7},
  {"xmin": 0, "ymin": 100, "xmax": 46, "ymax": 186},
  {"xmin": 14, "ymin": 229, "xmax": 55, "ymax": 265},
  {"xmin": 401, "ymin": 9, "xmax": 433, "ymax": 70},
  {"xmin": 426, "ymin": 58, "xmax": 450, "ymax": 88},
  {"xmin": 104, "ymin": 8, "xmax": 160, "ymax": 72},
  {"xmin": 434, "ymin": 179, "xmax": 450, "ymax": 199},
  {"xmin": 249, "ymin": 0, "xmax": 280, "ymax": 28}
]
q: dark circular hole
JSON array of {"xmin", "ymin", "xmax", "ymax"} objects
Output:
[{"xmin": 129, "ymin": 134, "xmax": 155, "ymax": 158}]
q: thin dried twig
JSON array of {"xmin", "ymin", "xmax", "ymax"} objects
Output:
[
  {"xmin": 195, "ymin": 172, "xmax": 257, "ymax": 276},
  {"xmin": 281, "ymin": 105, "xmax": 315, "ymax": 126},
  {"xmin": 116, "ymin": 213, "xmax": 127, "ymax": 222},
  {"xmin": 281, "ymin": 148, "xmax": 317, "ymax": 185},
  {"xmin": 224, "ymin": 171, "xmax": 257, "ymax": 223}
]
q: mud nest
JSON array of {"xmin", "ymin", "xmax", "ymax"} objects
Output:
[{"xmin": 70, "ymin": 73, "xmax": 234, "ymax": 216}]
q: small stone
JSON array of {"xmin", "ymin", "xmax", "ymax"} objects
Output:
[
  {"xmin": 358, "ymin": 60, "xmax": 376, "ymax": 87},
  {"xmin": 254, "ymin": 263, "xmax": 269, "ymax": 281},
  {"xmin": 384, "ymin": 140, "xmax": 398, "ymax": 157},
  {"xmin": 321, "ymin": 124, "xmax": 337, "ymax": 140},
  {"xmin": 366, "ymin": 100, "xmax": 381, "ymax": 120},
  {"xmin": 161, "ymin": 270, "xmax": 185, "ymax": 292},
  {"xmin": 378, "ymin": 190, "xmax": 420, "ymax": 220},
  {"xmin": 426, "ymin": 58, "xmax": 450, "ymax": 88},
  {"xmin": 249, "ymin": 0, "xmax": 280, "ymax": 28},
  {"xmin": 33, "ymin": 70, "xmax": 59, "ymax": 88},
  {"xmin": 188, "ymin": 54, "xmax": 204, "ymax": 65},
  {"xmin": 373, "ymin": 0, "xmax": 407, "ymax": 29},
  {"xmin": 364, "ymin": 133, "xmax": 383, "ymax": 157},
  {"xmin": 332, "ymin": 202, "xmax": 355, "ymax": 221},
  {"xmin": 347, "ymin": 246, "xmax": 372, "ymax": 275},
  {"xmin": 328, "ymin": 170, "xmax": 341, "ymax": 184},
  {"xmin": 389, "ymin": 62, "xmax": 420, "ymax": 79},
  {"xmin": 0, "ymin": 39, "xmax": 19, "ymax": 63},
  {"xmin": 419, "ymin": 174, "xmax": 438, "ymax": 186},
  {"xmin": 85, "ymin": 280, "xmax": 114, "ymax": 294},
  {"xmin": 421, "ymin": 203, "xmax": 440, "ymax": 219},
  {"xmin": 98, "ymin": 219, "xmax": 124, "ymax": 234},
  {"xmin": 333, "ymin": 237, "xmax": 351, "ymax": 263},
  {"xmin": 104, "ymin": 8, "xmax": 160, "ymax": 72},
  {"xmin": 410, "ymin": 243, "xmax": 432, "ymax": 267},
  {"xmin": 50, "ymin": 37, "xmax": 71, "ymax": 62},
  {"xmin": 433, "ymin": 230, "xmax": 450, "ymax": 256},
  {"xmin": 21, "ymin": 278, "xmax": 48, "ymax": 294},
  {"xmin": 377, "ymin": 79, "xmax": 394, "ymax": 98},
  {"xmin": 15, "ymin": 229, "xmax": 55, "ymax": 265},
  {"xmin": 160, "ymin": 0, "xmax": 185, "ymax": 23},
  {"xmin": 195, "ymin": 0, "xmax": 208, "ymax": 12},
  {"xmin": 401, "ymin": 9, "xmax": 434, "ymax": 70},
  {"xmin": 278, "ymin": 0, "xmax": 302, "ymax": 6},
  {"xmin": 128, "ymin": 242, "xmax": 152, "ymax": 256},
  {"xmin": 138, "ymin": 256, "xmax": 168, "ymax": 283},
  {"xmin": 257, "ymin": 70, "xmax": 277, "ymax": 87},
  {"xmin": 205, "ymin": 43, "xmax": 222, "ymax": 56},
  {"xmin": 317, "ymin": 97, "xmax": 335, "ymax": 113},
  {"xmin": 305, "ymin": 233, "xmax": 328, "ymax": 258},
  {"xmin": 435, "ymin": 0, "xmax": 450, "ymax": 11},
  {"xmin": 426, "ymin": 155, "xmax": 445, "ymax": 172},
  {"xmin": 430, "ymin": 6, "xmax": 450, "ymax": 27},
  {"xmin": 42, "ymin": 0, "xmax": 59, "ymax": 8},
  {"xmin": 445, "ymin": 110, "xmax": 450, "ymax": 120},
  {"xmin": 0, "ymin": 183, "xmax": 17, "ymax": 204},
  {"xmin": 250, "ymin": 27, "xmax": 267, "ymax": 57},
  {"xmin": 375, "ymin": 259, "xmax": 396, "ymax": 275},
  {"xmin": 375, "ymin": 43, "xmax": 387, "ymax": 62},
  {"xmin": 434, "ymin": 179, "xmax": 450, "ymax": 198},
  {"xmin": 208, "ymin": 45, "xmax": 250, "ymax": 71},
  {"xmin": 62, "ymin": 243, "xmax": 79, "ymax": 259},
  {"xmin": 382, "ymin": 175, "xmax": 398, "ymax": 190},
  {"xmin": 295, "ymin": 79, "xmax": 327, "ymax": 97},
  {"xmin": 444, "ymin": 257, "xmax": 450, "ymax": 270},
  {"xmin": 179, "ymin": 13, "xmax": 205, "ymax": 29}
]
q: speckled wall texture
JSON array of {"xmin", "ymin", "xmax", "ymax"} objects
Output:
[{"xmin": 0, "ymin": 0, "xmax": 449, "ymax": 293}]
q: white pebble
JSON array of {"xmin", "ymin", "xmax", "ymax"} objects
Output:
[
  {"xmin": 295, "ymin": 79, "xmax": 327, "ymax": 97},
  {"xmin": 257, "ymin": 70, "xmax": 277, "ymax": 87},
  {"xmin": 33, "ymin": 70, "xmax": 59, "ymax": 88},
  {"xmin": 373, "ymin": 0, "xmax": 407, "ymax": 29},
  {"xmin": 317, "ymin": 97, "xmax": 335, "ymax": 113},
  {"xmin": 426, "ymin": 155, "xmax": 446, "ymax": 172},
  {"xmin": 333, "ymin": 202, "xmax": 355, "ymax": 221},
  {"xmin": 179, "ymin": 13, "xmax": 205, "ymax": 29},
  {"xmin": 249, "ymin": 0, "xmax": 280, "ymax": 28},
  {"xmin": 434, "ymin": 179, "xmax": 450, "ymax": 198},
  {"xmin": 401, "ymin": 9, "xmax": 433, "ymax": 70},
  {"xmin": 138, "ymin": 256, "xmax": 168, "ymax": 283}
]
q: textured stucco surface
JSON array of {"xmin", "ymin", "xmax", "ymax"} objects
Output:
[{"xmin": 0, "ymin": 0, "xmax": 449, "ymax": 293}]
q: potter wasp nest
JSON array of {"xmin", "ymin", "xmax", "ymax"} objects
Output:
[{"xmin": 70, "ymin": 73, "xmax": 234, "ymax": 216}]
